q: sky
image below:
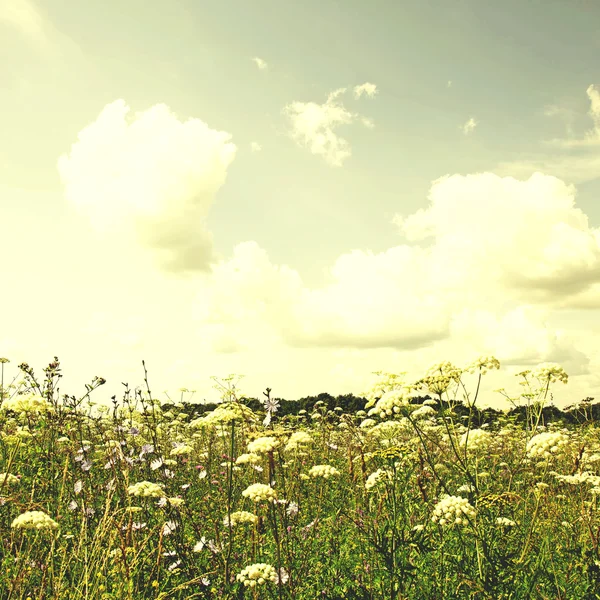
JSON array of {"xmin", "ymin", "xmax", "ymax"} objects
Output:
[{"xmin": 1, "ymin": 0, "xmax": 600, "ymax": 409}]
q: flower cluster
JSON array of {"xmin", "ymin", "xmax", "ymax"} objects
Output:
[
  {"xmin": 554, "ymin": 472, "xmax": 600, "ymax": 486},
  {"xmin": 170, "ymin": 444, "xmax": 192, "ymax": 456},
  {"xmin": 236, "ymin": 563, "xmax": 277, "ymax": 587},
  {"xmin": 432, "ymin": 495, "xmax": 475, "ymax": 527},
  {"xmin": 12, "ymin": 510, "xmax": 58, "ymax": 531},
  {"xmin": 526, "ymin": 431, "xmax": 569, "ymax": 459},
  {"xmin": 460, "ymin": 429, "xmax": 490, "ymax": 452},
  {"xmin": 1, "ymin": 393, "xmax": 53, "ymax": 415},
  {"xmin": 236, "ymin": 453, "xmax": 261, "ymax": 465},
  {"xmin": 242, "ymin": 483, "xmax": 277, "ymax": 503},
  {"xmin": 308, "ymin": 465, "xmax": 340, "ymax": 479},
  {"xmin": 223, "ymin": 511, "xmax": 259, "ymax": 527},
  {"xmin": 371, "ymin": 390, "xmax": 409, "ymax": 419},
  {"xmin": 0, "ymin": 473, "xmax": 19, "ymax": 487},
  {"xmin": 411, "ymin": 405, "xmax": 436, "ymax": 420},
  {"xmin": 127, "ymin": 481, "xmax": 165, "ymax": 498},
  {"xmin": 248, "ymin": 436, "xmax": 280, "ymax": 454},
  {"xmin": 193, "ymin": 402, "xmax": 257, "ymax": 426},
  {"xmin": 285, "ymin": 431, "xmax": 313, "ymax": 452},
  {"xmin": 365, "ymin": 468, "xmax": 391, "ymax": 490}
]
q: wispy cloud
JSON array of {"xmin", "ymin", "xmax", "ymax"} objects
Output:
[
  {"xmin": 251, "ymin": 57, "xmax": 268, "ymax": 71},
  {"xmin": 447, "ymin": 80, "xmax": 453, "ymax": 88},
  {"xmin": 462, "ymin": 117, "xmax": 478, "ymax": 135},
  {"xmin": 497, "ymin": 85, "xmax": 600, "ymax": 184},
  {"xmin": 0, "ymin": 0, "xmax": 47, "ymax": 46},
  {"xmin": 250, "ymin": 142, "xmax": 262, "ymax": 152},
  {"xmin": 543, "ymin": 85, "xmax": 600, "ymax": 148},
  {"xmin": 283, "ymin": 86, "xmax": 375, "ymax": 167},
  {"xmin": 353, "ymin": 82, "xmax": 378, "ymax": 99}
]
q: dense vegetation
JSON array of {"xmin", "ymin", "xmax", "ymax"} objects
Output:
[{"xmin": 1, "ymin": 355, "xmax": 600, "ymax": 599}]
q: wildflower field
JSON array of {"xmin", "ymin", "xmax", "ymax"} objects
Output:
[{"xmin": 1, "ymin": 355, "xmax": 600, "ymax": 599}]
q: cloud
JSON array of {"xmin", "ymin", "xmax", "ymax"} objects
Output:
[
  {"xmin": 497, "ymin": 85, "xmax": 600, "ymax": 184},
  {"xmin": 189, "ymin": 172, "xmax": 597, "ymax": 379},
  {"xmin": 57, "ymin": 99, "xmax": 236, "ymax": 274},
  {"xmin": 250, "ymin": 141, "xmax": 262, "ymax": 152},
  {"xmin": 462, "ymin": 117, "xmax": 478, "ymax": 135},
  {"xmin": 0, "ymin": 0, "xmax": 46, "ymax": 45},
  {"xmin": 353, "ymin": 82, "xmax": 378, "ymax": 99},
  {"xmin": 447, "ymin": 80, "xmax": 452, "ymax": 88},
  {"xmin": 251, "ymin": 57, "xmax": 268, "ymax": 71},
  {"xmin": 283, "ymin": 87, "xmax": 374, "ymax": 167},
  {"xmin": 543, "ymin": 85, "xmax": 600, "ymax": 148}
]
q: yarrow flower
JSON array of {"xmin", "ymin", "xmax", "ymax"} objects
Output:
[
  {"xmin": 12, "ymin": 510, "xmax": 59, "ymax": 531},
  {"xmin": 308, "ymin": 465, "xmax": 340, "ymax": 479},
  {"xmin": 248, "ymin": 436, "xmax": 280, "ymax": 454},
  {"xmin": 496, "ymin": 517, "xmax": 516, "ymax": 527},
  {"xmin": 432, "ymin": 495, "xmax": 475, "ymax": 527},
  {"xmin": 127, "ymin": 481, "xmax": 165, "ymax": 498},
  {"xmin": 223, "ymin": 511, "xmax": 259, "ymax": 527},
  {"xmin": 242, "ymin": 483, "xmax": 277, "ymax": 503},
  {"xmin": 236, "ymin": 563, "xmax": 277, "ymax": 587}
]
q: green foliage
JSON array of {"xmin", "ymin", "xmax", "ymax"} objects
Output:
[{"xmin": 0, "ymin": 355, "xmax": 599, "ymax": 598}]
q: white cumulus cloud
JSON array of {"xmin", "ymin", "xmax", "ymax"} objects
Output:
[
  {"xmin": 190, "ymin": 172, "xmax": 598, "ymax": 383},
  {"xmin": 58, "ymin": 99, "xmax": 236, "ymax": 274}
]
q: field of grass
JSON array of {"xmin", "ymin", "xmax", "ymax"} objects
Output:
[{"xmin": 1, "ymin": 355, "xmax": 600, "ymax": 599}]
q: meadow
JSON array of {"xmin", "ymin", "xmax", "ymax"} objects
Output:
[{"xmin": 1, "ymin": 355, "xmax": 600, "ymax": 599}]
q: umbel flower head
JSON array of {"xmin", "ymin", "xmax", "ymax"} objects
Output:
[
  {"xmin": 12, "ymin": 510, "xmax": 59, "ymax": 531},
  {"xmin": 248, "ymin": 436, "xmax": 280, "ymax": 454},
  {"xmin": 308, "ymin": 465, "xmax": 340, "ymax": 479},
  {"xmin": 526, "ymin": 431, "xmax": 569, "ymax": 459},
  {"xmin": 127, "ymin": 481, "xmax": 166, "ymax": 498},
  {"xmin": 236, "ymin": 563, "xmax": 277, "ymax": 587},
  {"xmin": 242, "ymin": 483, "xmax": 277, "ymax": 503},
  {"xmin": 432, "ymin": 494, "xmax": 475, "ymax": 527},
  {"xmin": 1, "ymin": 393, "xmax": 53, "ymax": 415}
]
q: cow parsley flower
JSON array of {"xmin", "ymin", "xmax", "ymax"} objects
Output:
[
  {"xmin": 248, "ymin": 436, "xmax": 280, "ymax": 454},
  {"xmin": 365, "ymin": 468, "xmax": 391, "ymax": 490},
  {"xmin": 12, "ymin": 510, "xmax": 58, "ymax": 531},
  {"xmin": 527, "ymin": 431, "xmax": 569, "ymax": 459},
  {"xmin": 223, "ymin": 511, "xmax": 259, "ymax": 527},
  {"xmin": 236, "ymin": 563, "xmax": 277, "ymax": 587},
  {"xmin": 127, "ymin": 481, "xmax": 165, "ymax": 498},
  {"xmin": 308, "ymin": 465, "xmax": 340, "ymax": 479},
  {"xmin": 236, "ymin": 453, "xmax": 261, "ymax": 465},
  {"xmin": 285, "ymin": 431, "xmax": 313, "ymax": 452},
  {"xmin": 242, "ymin": 483, "xmax": 277, "ymax": 503},
  {"xmin": 0, "ymin": 473, "xmax": 19, "ymax": 487},
  {"xmin": 432, "ymin": 495, "xmax": 475, "ymax": 527}
]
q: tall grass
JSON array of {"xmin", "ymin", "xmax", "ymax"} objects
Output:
[{"xmin": 0, "ymin": 355, "xmax": 599, "ymax": 599}]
